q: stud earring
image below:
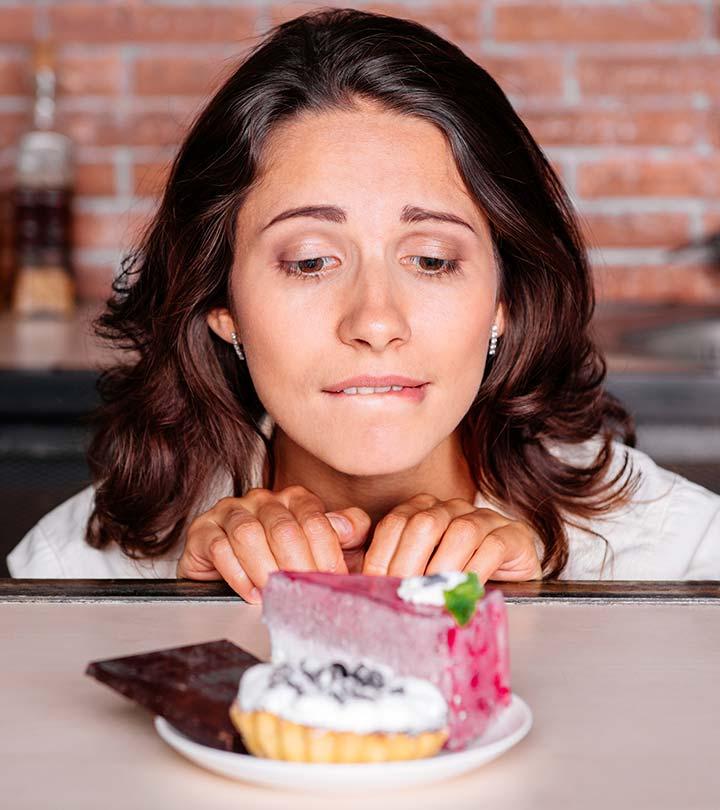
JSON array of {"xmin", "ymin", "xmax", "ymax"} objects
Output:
[
  {"xmin": 230, "ymin": 331, "xmax": 245, "ymax": 361},
  {"xmin": 488, "ymin": 323, "xmax": 499, "ymax": 356}
]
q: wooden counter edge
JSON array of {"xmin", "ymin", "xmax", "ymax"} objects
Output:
[{"xmin": 1, "ymin": 579, "xmax": 718, "ymax": 603}]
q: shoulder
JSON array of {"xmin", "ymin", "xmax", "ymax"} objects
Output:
[
  {"xmin": 546, "ymin": 434, "xmax": 720, "ymax": 579},
  {"xmin": 7, "ymin": 485, "xmax": 95, "ymax": 577},
  {"xmin": 7, "ymin": 485, "xmax": 179, "ymax": 579}
]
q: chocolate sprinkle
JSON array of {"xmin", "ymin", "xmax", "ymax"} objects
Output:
[{"xmin": 266, "ymin": 659, "xmax": 399, "ymax": 704}]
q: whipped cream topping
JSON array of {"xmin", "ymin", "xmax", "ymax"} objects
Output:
[
  {"xmin": 237, "ymin": 659, "xmax": 447, "ymax": 734},
  {"xmin": 396, "ymin": 571, "xmax": 469, "ymax": 606}
]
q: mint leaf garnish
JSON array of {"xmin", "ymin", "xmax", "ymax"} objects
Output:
[{"xmin": 443, "ymin": 573, "xmax": 485, "ymax": 626}]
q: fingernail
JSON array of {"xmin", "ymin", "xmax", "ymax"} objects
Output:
[
  {"xmin": 249, "ymin": 587, "xmax": 262, "ymax": 604},
  {"xmin": 327, "ymin": 513, "xmax": 352, "ymax": 537}
]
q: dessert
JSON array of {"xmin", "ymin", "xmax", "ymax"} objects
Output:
[
  {"xmin": 260, "ymin": 571, "xmax": 511, "ymax": 751},
  {"xmin": 86, "ymin": 639, "xmax": 260, "ymax": 752},
  {"xmin": 230, "ymin": 659, "xmax": 448, "ymax": 762}
]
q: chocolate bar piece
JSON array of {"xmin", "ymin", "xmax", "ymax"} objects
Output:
[{"xmin": 86, "ymin": 639, "xmax": 260, "ymax": 752}]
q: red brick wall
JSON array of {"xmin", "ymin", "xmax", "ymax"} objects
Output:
[{"xmin": 1, "ymin": 1, "xmax": 719, "ymax": 304}]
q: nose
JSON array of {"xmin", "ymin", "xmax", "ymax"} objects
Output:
[{"xmin": 336, "ymin": 262, "xmax": 411, "ymax": 353}]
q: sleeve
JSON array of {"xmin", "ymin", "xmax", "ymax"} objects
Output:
[
  {"xmin": 6, "ymin": 485, "xmax": 96, "ymax": 578},
  {"xmin": 660, "ymin": 474, "xmax": 720, "ymax": 580},
  {"xmin": 551, "ymin": 435, "xmax": 720, "ymax": 580},
  {"xmin": 5, "ymin": 476, "xmax": 232, "ymax": 579},
  {"xmin": 6, "ymin": 521, "xmax": 65, "ymax": 577}
]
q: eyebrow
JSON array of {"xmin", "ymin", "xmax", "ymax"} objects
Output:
[{"xmin": 259, "ymin": 204, "xmax": 477, "ymax": 235}]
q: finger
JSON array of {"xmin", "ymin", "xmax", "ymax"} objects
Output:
[
  {"xmin": 464, "ymin": 532, "xmax": 506, "ymax": 585},
  {"xmin": 362, "ymin": 493, "xmax": 438, "ymax": 576},
  {"xmin": 223, "ymin": 506, "xmax": 280, "ymax": 589},
  {"xmin": 327, "ymin": 507, "xmax": 372, "ymax": 553},
  {"xmin": 282, "ymin": 488, "xmax": 346, "ymax": 572},
  {"xmin": 177, "ymin": 524, "xmax": 226, "ymax": 581},
  {"xmin": 425, "ymin": 515, "xmax": 487, "ymax": 575},
  {"xmin": 327, "ymin": 507, "xmax": 372, "ymax": 574},
  {"xmin": 387, "ymin": 499, "xmax": 478, "ymax": 577},
  {"xmin": 362, "ymin": 512, "xmax": 409, "ymax": 575},
  {"xmin": 208, "ymin": 536, "xmax": 262, "ymax": 603},
  {"xmin": 473, "ymin": 523, "xmax": 543, "ymax": 582},
  {"xmin": 463, "ymin": 521, "xmax": 544, "ymax": 584},
  {"xmin": 255, "ymin": 499, "xmax": 317, "ymax": 572},
  {"xmin": 425, "ymin": 508, "xmax": 514, "ymax": 574}
]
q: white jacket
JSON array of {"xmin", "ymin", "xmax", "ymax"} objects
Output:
[{"xmin": 7, "ymin": 434, "xmax": 720, "ymax": 580}]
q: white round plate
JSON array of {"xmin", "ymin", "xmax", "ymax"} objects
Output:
[{"xmin": 154, "ymin": 693, "xmax": 532, "ymax": 792}]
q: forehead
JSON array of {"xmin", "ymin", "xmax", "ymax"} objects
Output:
[{"xmin": 239, "ymin": 100, "xmax": 486, "ymax": 232}]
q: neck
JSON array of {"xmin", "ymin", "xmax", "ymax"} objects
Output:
[{"xmin": 262, "ymin": 425, "xmax": 478, "ymax": 535}]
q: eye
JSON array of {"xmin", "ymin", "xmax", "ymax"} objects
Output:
[
  {"xmin": 407, "ymin": 256, "xmax": 463, "ymax": 276},
  {"xmin": 277, "ymin": 256, "xmax": 338, "ymax": 279},
  {"xmin": 276, "ymin": 254, "xmax": 463, "ymax": 280}
]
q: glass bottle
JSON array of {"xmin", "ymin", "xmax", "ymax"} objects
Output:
[{"xmin": 11, "ymin": 40, "xmax": 75, "ymax": 317}]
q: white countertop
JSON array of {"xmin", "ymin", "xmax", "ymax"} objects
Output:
[{"xmin": 1, "ymin": 600, "xmax": 718, "ymax": 809}]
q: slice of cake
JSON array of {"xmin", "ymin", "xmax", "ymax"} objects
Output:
[{"xmin": 261, "ymin": 571, "xmax": 511, "ymax": 751}]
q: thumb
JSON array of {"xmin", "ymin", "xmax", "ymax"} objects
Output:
[{"xmin": 325, "ymin": 507, "xmax": 372, "ymax": 550}]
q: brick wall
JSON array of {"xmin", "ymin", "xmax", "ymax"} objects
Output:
[{"xmin": 1, "ymin": 1, "xmax": 719, "ymax": 304}]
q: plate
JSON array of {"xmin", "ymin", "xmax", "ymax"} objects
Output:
[{"xmin": 154, "ymin": 693, "xmax": 532, "ymax": 792}]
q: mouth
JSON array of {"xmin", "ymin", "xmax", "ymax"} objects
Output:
[{"xmin": 323, "ymin": 383, "xmax": 429, "ymax": 402}]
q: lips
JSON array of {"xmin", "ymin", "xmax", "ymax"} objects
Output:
[
  {"xmin": 323, "ymin": 375, "xmax": 427, "ymax": 393},
  {"xmin": 323, "ymin": 383, "xmax": 429, "ymax": 403}
]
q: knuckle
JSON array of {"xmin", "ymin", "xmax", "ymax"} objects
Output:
[
  {"xmin": 216, "ymin": 496, "xmax": 246, "ymax": 511},
  {"xmin": 485, "ymin": 532, "xmax": 507, "ymax": 553},
  {"xmin": 283, "ymin": 484, "xmax": 310, "ymax": 499},
  {"xmin": 209, "ymin": 536, "xmax": 231, "ymax": 557},
  {"xmin": 411, "ymin": 492, "xmax": 437, "ymax": 507},
  {"xmin": 514, "ymin": 520, "xmax": 534, "ymax": 538},
  {"xmin": 301, "ymin": 512, "xmax": 330, "ymax": 537},
  {"xmin": 269, "ymin": 517, "xmax": 302, "ymax": 543},
  {"xmin": 450, "ymin": 516, "xmax": 479, "ymax": 539},
  {"xmin": 407, "ymin": 511, "xmax": 440, "ymax": 534},
  {"xmin": 377, "ymin": 512, "xmax": 408, "ymax": 534},
  {"xmin": 227, "ymin": 515, "xmax": 263, "ymax": 545},
  {"xmin": 242, "ymin": 487, "xmax": 273, "ymax": 504}
]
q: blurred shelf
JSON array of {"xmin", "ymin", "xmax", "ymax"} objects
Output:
[
  {"xmin": 0, "ymin": 304, "xmax": 116, "ymax": 372},
  {"xmin": 3, "ymin": 302, "xmax": 719, "ymax": 422}
]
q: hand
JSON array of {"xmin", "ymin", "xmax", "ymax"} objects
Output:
[
  {"xmin": 177, "ymin": 485, "xmax": 371, "ymax": 602},
  {"xmin": 361, "ymin": 493, "xmax": 543, "ymax": 583}
]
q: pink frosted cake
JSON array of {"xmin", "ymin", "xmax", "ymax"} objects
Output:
[{"xmin": 261, "ymin": 571, "xmax": 511, "ymax": 751}]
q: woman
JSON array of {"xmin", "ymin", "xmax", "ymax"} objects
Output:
[{"xmin": 8, "ymin": 8, "xmax": 719, "ymax": 594}]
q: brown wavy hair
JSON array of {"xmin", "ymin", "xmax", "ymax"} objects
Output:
[{"xmin": 86, "ymin": 6, "xmax": 641, "ymax": 577}]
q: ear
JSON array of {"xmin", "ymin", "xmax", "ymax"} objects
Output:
[{"xmin": 206, "ymin": 307, "xmax": 237, "ymax": 343}]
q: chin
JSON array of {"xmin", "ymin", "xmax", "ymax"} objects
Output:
[
  {"xmin": 322, "ymin": 440, "xmax": 431, "ymax": 478},
  {"xmin": 338, "ymin": 459, "xmax": 416, "ymax": 477}
]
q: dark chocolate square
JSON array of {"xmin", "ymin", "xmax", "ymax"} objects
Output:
[{"xmin": 86, "ymin": 639, "xmax": 260, "ymax": 752}]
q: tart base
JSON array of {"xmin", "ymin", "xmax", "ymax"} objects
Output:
[{"xmin": 229, "ymin": 704, "xmax": 448, "ymax": 763}]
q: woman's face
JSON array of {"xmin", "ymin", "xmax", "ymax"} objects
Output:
[{"xmin": 209, "ymin": 99, "xmax": 504, "ymax": 479}]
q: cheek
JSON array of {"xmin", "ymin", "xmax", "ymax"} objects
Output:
[
  {"xmin": 425, "ymin": 293, "xmax": 492, "ymax": 375},
  {"xmin": 234, "ymin": 285, "xmax": 326, "ymax": 394},
  {"xmin": 234, "ymin": 279, "xmax": 290, "ymax": 351}
]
